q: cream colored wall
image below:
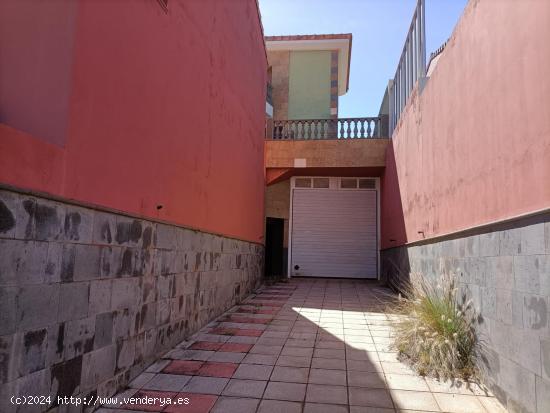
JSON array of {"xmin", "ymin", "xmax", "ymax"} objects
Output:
[
  {"xmin": 265, "ymin": 179, "xmax": 290, "ymax": 247},
  {"xmin": 265, "ymin": 139, "xmax": 389, "ymax": 169}
]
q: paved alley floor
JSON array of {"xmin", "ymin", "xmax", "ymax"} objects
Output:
[{"xmin": 98, "ymin": 278, "xmax": 506, "ymax": 413}]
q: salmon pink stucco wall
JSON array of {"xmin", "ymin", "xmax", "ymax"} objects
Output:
[
  {"xmin": 381, "ymin": 0, "xmax": 550, "ymax": 249},
  {"xmin": 0, "ymin": 0, "xmax": 267, "ymax": 244}
]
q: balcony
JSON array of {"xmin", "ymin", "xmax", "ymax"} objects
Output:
[
  {"xmin": 269, "ymin": 117, "xmax": 387, "ymax": 140},
  {"xmin": 265, "ymin": 116, "xmax": 389, "ymax": 185}
]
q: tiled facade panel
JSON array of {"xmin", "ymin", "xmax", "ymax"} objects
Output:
[
  {"xmin": 381, "ymin": 213, "xmax": 550, "ymax": 413},
  {"xmin": 0, "ymin": 189, "xmax": 263, "ymax": 412}
]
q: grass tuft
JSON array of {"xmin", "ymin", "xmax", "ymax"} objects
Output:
[{"xmin": 389, "ymin": 273, "xmax": 480, "ymax": 381}]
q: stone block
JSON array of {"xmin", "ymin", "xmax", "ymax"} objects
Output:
[
  {"xmin": 141, "ymin": 276, "xmax": 156, "ymax": 304},
  {"xmin": 116, "ymin": 248, "xmax": 135, "ymax": 277},
  {"xmin": 486, "ymin": 255, "xmax": 514, "ymax": 287},
  {"xmin": 522, "ymin": 294, "xmax": 548, "ymax": 331},
  {"xmin": 24, "ymin": 198, "xmax": 66, "ymax": 241},
  {"xmin": 113, "ymin": 309, "xmax": 132, "ymax": 340},
  {"xmin": 11, "ymin": 196, "xmax": 38, "ymax": 241},
  {"xmin": 156, "ymin": 299, "xmax": 171, "ymax": 325},
  {"xmin": 60, "ymin": 244, "xmax": 76, "ymax": 282},
  {"xmin": 520, "ymin": 223, "xmax": 546, "ymax": 256},
  {"xmin": 136, "ymin": 302, "xmax": 156, "ymax": 332},
  {"xmin": 514, "ymin": 255, "xmax": 545, "ymax": 294},
  {"xmin": 133, "ymin": 249, "xmax": 152, "ymax": 276},
  {"xmin": 63, "ymin": 205, "xmax": 94, "ymax": 243},
  {"xmin": 80, "ymin": 345, "xmax": 116, "ymax": 389},
  {"xmin": 116, "ymin": 338, "xmax": 135, "ymax": 372},
  {"xmin": 0, "ymin": 286, "xmax": 17, "ymax": 335},
  {"xmin": 50, "ymin": 354, "xmax": 83, "ymax": 400},
  {"xmin": 64, "ymin": 316, "xmax": 95, "ymax": 359},
  {"xmin": 89, "ymin": 280, "xmax": 112, "ymax": 315},
  {"xmin": 539, "ymin": 255, "xmax": 550, "ymax": 297},
  {"xmin": 514, "ymin": 255, "xmax": 541, "ymax": 294},
  {"xmin": 478, "ymin": 232, "xmax": 500, "ymax": 257},
  {"xmin": 156, "ymin": 250, "xmax": 176, "ymax": 275},
  {"xmin": 15, "ymin": 368, "xmax": 51, "ymax": 407},
  {"xmin": 59, "ymin": 282, "xmax": 90, "ymax": 322},
  {"xmin": 0, "ymin": 239, "xmax": 48, "ymax": 285},
  {"xmin": 98, "ymin": 246, "xmax": 122, "ymax": 279},
  {"xmin": 536, "ymin": 376, "xmax": 550, "ymax": 413},
  {"xmin": 18, "ymin": 328, "xmax": 48, "ymax": 376},
  {"xmin": 0, "ymin": 191, "xmax": 18, "ymax": 238},
  {"xmin": 47, "ymin": 323, "xmax": 66, "ymax": 366},
  {"xmin": 495, "ymin": 288, "xmax": 513, "ymax": 325},
  {"xmin": 114, "ymin": 217, "xmax": 143, "ymax": 247},
  {"xmin": 511, "ymin": 291, "xmax": 524, "ymax": 328},
  {"xmin": 94, "ymin": 312, "xmax": 114, "ymax": 350},
  {"xmin": 481, "ymin": 287, "xmax": 497, "ymax": 319},
  {"xmin": 73, "ymin": 244, "xmax": 102, "ymax": 281},
  {"xmin": 92, "ymin": 211, "xmax": 116, "ymax": 245},
  {"xmin": 111, "ymin": 278, "xmax": 140, "ymax": 310},
  {"xmin": 500, "ymin": 227, "xmax": 522, "ymax": 256},
  {"xmin": 542, "ymin": 338, "xmax": 550, "ymax": 381},
  {"xmin": 155, "ymin": 223, "xmax": 177, "ymax": 250},
  {"xmin": 157, "ymin": 275, "xmax": 173, "ymax": 300},
  {"xmin": 545, "ymin": 221, "xmax": 550, "ymax": 254},
  {"xmin": 498, "ymin": 357, "xmax": 536, "ymax": 413},
  {"xmin": 17, "ymin": 284, "xmax": 60, "ymax": 330},
  {"xmin": 179, "ymin": 229, "xmax": 195, "ymax": 252},
  {"xmin": 0, "ymin": 334, "xmax": 17, "ymax": 384},
  {"xmin": 0, "ymin": 381, "xmax": 16, "ymax": 413}
]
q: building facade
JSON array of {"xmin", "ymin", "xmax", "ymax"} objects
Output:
[
  {"xmin": 0, "ymin": 0, "xmax": 266, "ymax": 410},
  {"xmin": 264, "ymin": 34, "xmax": 388, "ymax": 280}
]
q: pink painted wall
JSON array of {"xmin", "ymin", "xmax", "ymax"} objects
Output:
[
  {"xmin": 0, "ymin": 0, "xmax": 267, "ymax": 244},
  {"xmin": 0, "ymin": 0, "xmax": 77, "ymax": 146},
  {"xmin": 381, "ymin": 0, "xmax": 550, "ymax": 249}
]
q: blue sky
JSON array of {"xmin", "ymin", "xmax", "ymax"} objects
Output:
[{"xmin": 259, "ymin": 0, "xmax": 468, "ymax": 117}]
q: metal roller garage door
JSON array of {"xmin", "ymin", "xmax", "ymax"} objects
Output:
[{"xmin": 290, "ymin": 188, "xmax": 378, "ymax": 279}]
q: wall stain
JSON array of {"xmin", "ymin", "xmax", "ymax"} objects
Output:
[{"xmin": 0, "ymin": 201, "xmax": 15, "ymax": 233}]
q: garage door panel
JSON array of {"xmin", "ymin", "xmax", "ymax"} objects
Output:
[{"xmin": 291, "ymin": 188, "xmax": 377, "ymax": 279}]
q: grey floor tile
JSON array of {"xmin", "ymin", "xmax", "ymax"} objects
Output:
[
  {"xmin": 264, "ymin": 381, "xmax": 306, "ymax": 402},
  {"xmin": 211, "ymin": 396, "xmax": 260, "ymax": 413},
  {"xmin": 257, "ymin": 399, "xmax": 302, "ymax": 413},
  {"xmin": 233, "ymin": 364, "xmax": 273, "ymax": 380},
  {"xmin": 222, "ymin": 379, "xmax": 267, "ymax": 398},
  {"xmin": 141, "ymin": 373, "xmax": 191, "ymax": 392},
  {"xmin": 181, "ymin": 376, "xmax": 229, "ymax": 395},
  {"xmin": 306, "ymin": 383, "xmax": 348, "ymax": 404}
]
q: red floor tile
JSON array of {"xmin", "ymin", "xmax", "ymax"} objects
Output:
[
  {"xmin": 209, "ymin": 327, "xmax": 262, "ymax": 336},
  {"xmin": 219, "ymin": 342, "xmax": 253, "ymax": 353},
  {"xmin": 189, "ymin": 341, "xmax": 223, "ymax": 351},
  {"xmin": 163, "ymin": 360, "xmax": 204, "ymax": 375},
  {"xmin": 123, "ymin": 390, "xmax": 177, "ymax": 412},
  {"xmin": 209, "ymin": 327, "xmax": 238, "ymax": 336},
  {"xmin": 163, "ymin": 393, "xmax": 218, "ymax": 413},
  {"xmin": 196, "ymin": 361, "xmax": 238, "ymax": 378},
  {"xmin": 224, "ymin": 316, "xmax": 270, "ymax": 324}
]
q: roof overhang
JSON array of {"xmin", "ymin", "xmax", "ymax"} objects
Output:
[{"xmin": 265, "ymin": 35, "xmax": 352, "ymax": 96}]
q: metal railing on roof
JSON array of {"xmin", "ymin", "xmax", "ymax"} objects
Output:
[{"xmin": 388, "ymin": 0, "xmax": 426, "ymax": 136}]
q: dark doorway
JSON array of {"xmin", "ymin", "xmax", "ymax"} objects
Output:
[{"xmin": 265, "ymin": 217, "xmax": 284, "ymax": 278}]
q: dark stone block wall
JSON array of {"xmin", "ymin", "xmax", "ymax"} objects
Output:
[
  {"xmin": 381, "ymin": 212, "xmax": 550, "ymax": 413},
  {"xmin": 0, "ymin": 189, "xmax": 263, "ymax": 412}
]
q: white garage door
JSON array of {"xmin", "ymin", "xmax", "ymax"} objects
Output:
[{"xmin": 291, "ymin": 188, "xmax": 378, "ymax": 279}]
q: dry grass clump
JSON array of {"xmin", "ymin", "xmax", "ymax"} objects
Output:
[{"xmin": 390, "ymin": 273, "xmax": 479, "ymax": 381}]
